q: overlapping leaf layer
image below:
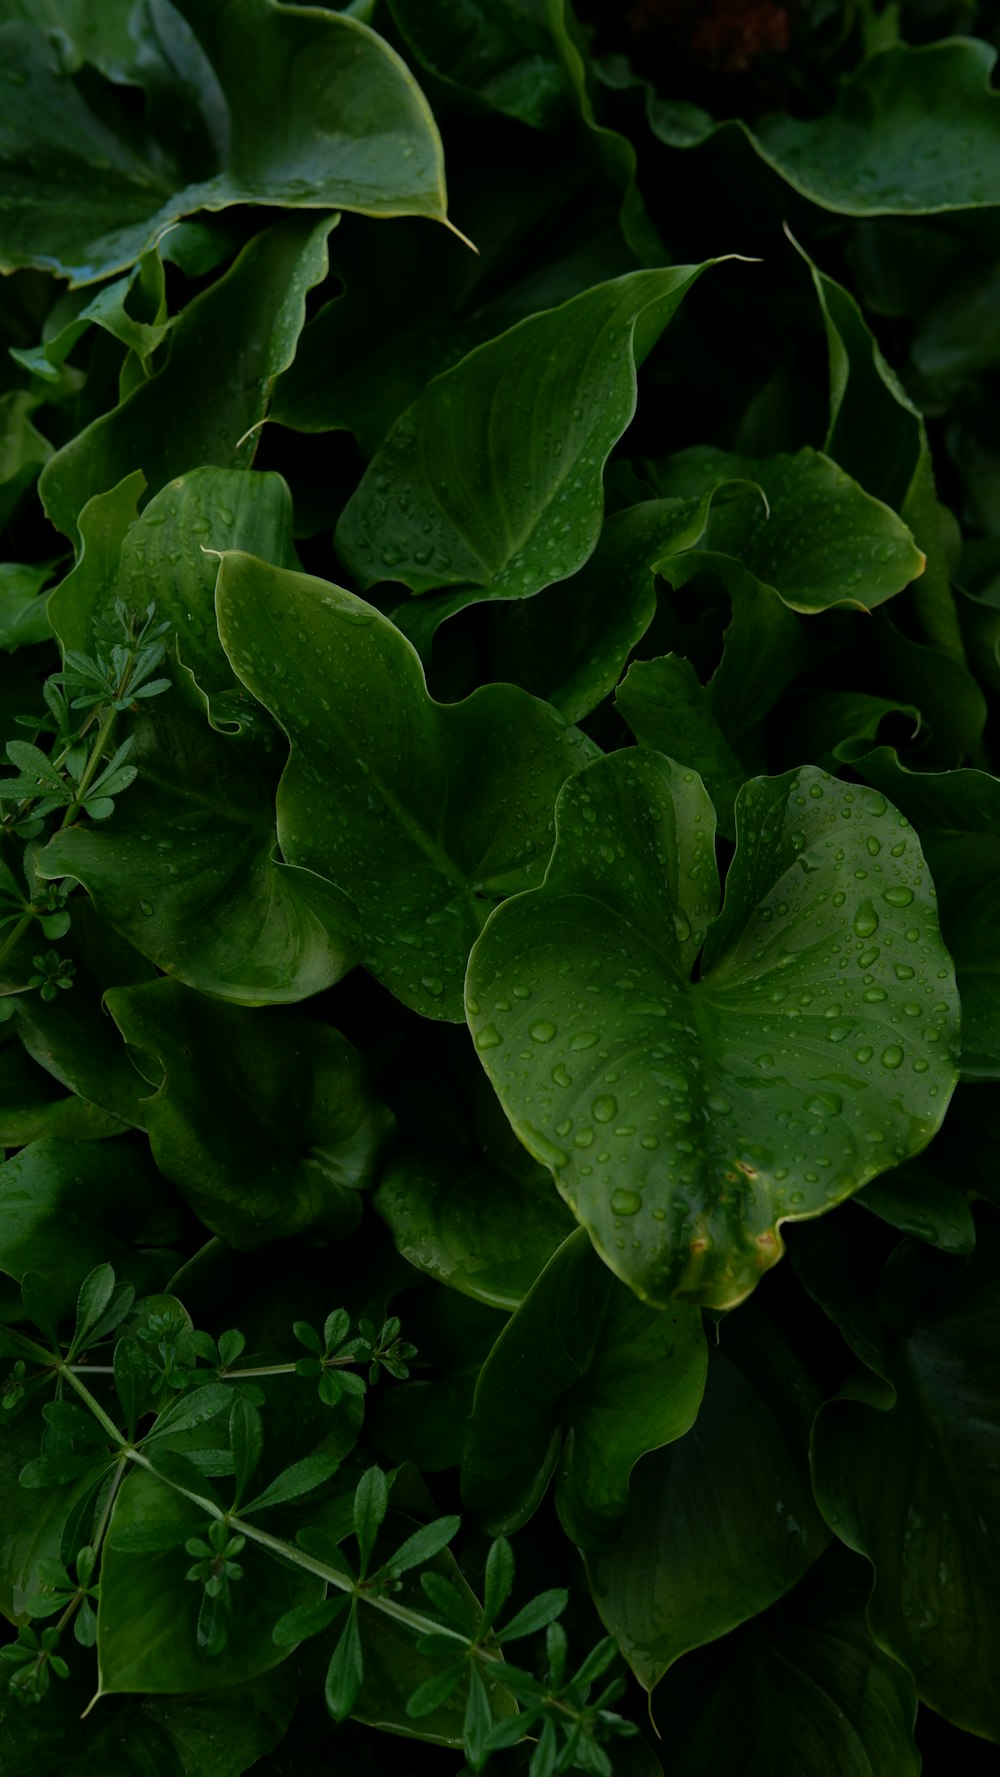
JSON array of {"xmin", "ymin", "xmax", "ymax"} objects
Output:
[{"xmin": 1, "ymin": 2, "xmax": 998, "ymax": 1772}]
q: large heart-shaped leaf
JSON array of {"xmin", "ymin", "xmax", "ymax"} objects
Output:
[
  {"xmin": 460, "ymin": 1227, "xmax": 706, "ymax": 1548},
  {"xmin": 103, "ymin": 978, "xmax": 393, "ymax": 1248},
  {"xmin": 334, "ymin": 265, "xmax": 714, "ymax": 599},
  {"xmin": 40, "ymin": 216, "xmax": 334, "ymax": 545},
  {"xmin": 0, "ymin": 0, "xmax": 450, "ymax": 285},
  {"xmin": 466, "ymin": 751, "xmax": 960, "ymax": 1308},
  {"xmin": 216, "ymin": 552, "xmax": 597, "ymax": 1020},
  {"xmin": 36, "ymin": 696, "xmax": 357, "ymax": 1006},
  {"xmin": 648, "ymin": 1550, "xmax": 920, "ymax": 1775},
  {"xmin": 587, "ymin": 1307, "xmax": 828, "ymax": 1690},
  {"xmin": 811, "ymin": 1211, "xmax": 1000, "ymax": 1742}
]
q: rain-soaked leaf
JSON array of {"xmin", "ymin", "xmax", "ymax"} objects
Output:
[
  {"xmin": 335, "ymin": 266, "xmax": 714, "ymax": 600},
  {"xmin": 467, "ymin": 751, "xmax": 959, "ymax": 1308},
  {"xmin": 0, "ymin": 0, "xmax": 451, "ymax": 284}
]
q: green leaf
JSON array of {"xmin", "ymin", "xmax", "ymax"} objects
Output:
[
  {"xmin": 353, "ymin": 1466, "xmax": 390, "ymax": 1576},
  {"xmin": 0, "ymin": 1137, "xmax": 165, "ymax": 1321},
  {"xmin": 103, "ymin": 977, "xmax": 392, "ymax": 1247},
  {"xmin": 48, "ymin": 466, "xmax": 300, "ymax": 718},
  {"xmin": 648, "ymin": 447, "xmax": 924, "ymax": 615},
  {"xmin": 800, "ymin": 240, "xmax": 980, "ymax": 752},
  {"xmin": 649, "ymin": 1549, "xmax": 920, "ymax": 1774},
  {"xmin": 40, "ymin": 215, "xmax": 335, "ymax": 545},
  {"xmin": 0, "ymin": 563, "xmax": 54, "ymax": 652},
  {"xmin": 855, "ymin": 1157, "xmax": 975, "ymax": 1254},
  {"xmin": 242, "ymin": 1450, "xmax": 341, "ymax": 1515},
  {"xmin": 228, "ymin": 1394, "xmax": 263, "ymax": 1506},
  {"xmin": 272, "ymin": 1594, "xmax": 350, "ymax": 1649},
  {"xmin": 587, "ymin": 1307, "xmax": 828, "ymax": 1691},
  {"xmin": 71, "ymin": 1262, "xmax": 116, "ymax": 1350},
  {"xmin": 387, "ymin": 0, "xmax": 571, "ymax": 132},
  {"xmin": 37, "ymin": 697, "xmax": 359, "ymax": 1006},
  {"xmin": 10, "ymin": 901, "xmax": 157, "ymax": 1127},
  {"xmin": 0, "ymin": 391, "xmax": 52, "ymax": 533},
  {"xmin": 0, "ymin": 1039, "xmax": 127, "ymax": 1147},
  {"xmin": 0, "ymin": 1, "xmax": 450, "ymax": 285},
  {"xmin": 216, "ymin": 553, "xmax": 598, "ymax": 1020},
  {"xmin": 461, "ymin": 1228, "xmax": 706, "ymax": 1546},
  {"xmin": 325, "ymin": 1603, "xmax": 363, "ymax": 1722},
  {"xmin": 146, "ymin": 1384, "xmax": 233, "ymax": 1441},
  {"xmin": 643, "ymin": 40, "xmax": 1000, "ymax": 217},
  {"xmin": 482, "ymin": 1536, "xmax": 515, "ymax": 1631},
  {"xmin": 617, "ymin": 655, "xmax": 746, "ymax": 839},
  {"xmin": 811, "ymin": 1209, "xmax": 1000, "ymax": 1742},
  {"xmin": 851, "ymin": 750, "xmax": 1000, "ymax": 1078},
  {"xmin": 335, "ymin": 266, "xmax": 714, "ymax": 599},
  {"xmin": 375, "ymin": 1148, "xmax": 574, "ymax": 1311},
  {"xmin": 467, "ymin": 751, "xmax": 960, "ymax": 1309},
  {"xmin": 494, "ymin": 1587, "xmax": 567, "ymax": 1644},
  {"xmin": 379, "ymin": 1514, "xmax": 461, "ymax": 1579}
]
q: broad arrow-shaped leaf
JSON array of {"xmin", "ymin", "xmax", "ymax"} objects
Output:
[
  {"xmin": 466, "ymin": 751, "xmax": 960, "ymax": 1308},
  {"xmin": 216, "ymin": 553, "xmax": 597, "ymax": 1020},
  {"xmin": 335, "ymin": 265, "xmax": 714, "ymax": 600}
]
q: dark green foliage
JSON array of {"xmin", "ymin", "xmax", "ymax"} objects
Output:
[{"xmin": 1, "ymin": 2, "xmax": 999, "ymax": 1771}]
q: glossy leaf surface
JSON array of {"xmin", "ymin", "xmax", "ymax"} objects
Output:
[
  {"xmin": 0, "ymin": 0, "xmax": 449, "ymax": 284},
  {"xmin": 335, "ymin": 266, "xmax": 712, "ymax": 599},
  {"xmin": 217, "ymin": 552, "xmax": 597, "ymax": 1019},
  {"xmin": 467, "ymin": 752, "xmax": 959, "ymax": 1307}
]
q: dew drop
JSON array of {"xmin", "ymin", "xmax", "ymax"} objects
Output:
[
  {"xmin": 475, "ymin": 1024, "xmax": 502, "ymax": 1051},
  {"xmin": 881, "ymin": 1045, "xmax": 904, "ymax": 1070},
  {"xmin": 574, "ymin": 1128, "xmax": 594, "ymax": 1148},
  {"xmin": 421, "ymin": 975, "xmax": 444, "ymax": 998},
  {"xmin": 592, "ymin": 1095, "xmax": 618, "ymax": 1123},
  {"xmin": 551, "ymin": 1063, "xmax": 572, "ymax": 1088},
  {"xmin": 883, "ymin": 886, "xmax": 915, "ymax": 908},
  {"xmin": 853, "ymin": 900, "xmax": 879, "ymax": 938},
  {"xmin": 139, "ymin": 900, "xmax": 154, "ymax": 916},
  {"xmin": 531, "ymin": 1020, "xmax": 556, "ymax": 1044},
  {"xmin": 570, "ymin": 1030, "xmax": 599, "ymax": 1051},
  {"xmin": 610, "ymin": 1188, "xmax": 642, "ymax": 1216}
]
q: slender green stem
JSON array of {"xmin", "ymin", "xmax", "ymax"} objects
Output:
[
  {"xmin": 121, "ymin": 1444, "xmax": 484, "ymax": 1652},
  {"xmin": 58, "ymin": 1365, "xmax": 128, "ymax": 1447},
  {"xmin": 0, "ymin": 908, "xmax": 35, "ymax": 973},
  {"xmin": 60, "ymin": 704, "xmax": 117, "ymax": 828}
]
